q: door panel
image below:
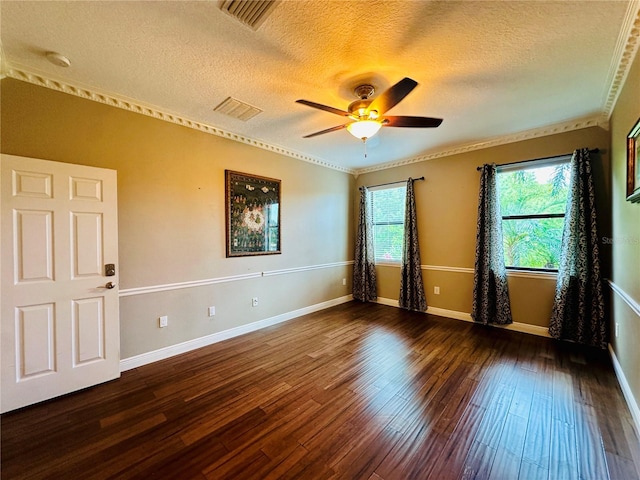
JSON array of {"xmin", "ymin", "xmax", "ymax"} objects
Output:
[
  {"xmin": 70, "ymin": 177, "xmax": 102, "ymax": 201},
  {"xmin": 14, "ymin": 209, "xmax": 54, "ymax": 283},
  {"xmin": 12, "ymin": 170, "xmax": 53, "ymax": 198},
  {"xmin": 17, "ymin": 303, "xmax": 56, "ymax": 379},
  {"xmin": 1, "ymin": 154, "xmax": 120, "ymax": 413},
  {"xmin": 72, "ymin": 296, "xmax": 105, "ymax": 365},
  {"xmin": 72, "ymin": 212, "xmax": 103, "ymax": 278}
]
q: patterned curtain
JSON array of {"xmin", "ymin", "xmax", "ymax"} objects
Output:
[
  {"xmin": 549, "ymin": 148, "xmax": 607, "ymax": 348},
  {"xmin": 399, "ymin": 179, "xmax": 427, "ymax": 311},
  {"xmin": 353, "ymin": 187, "xmax": 377, "ymax": 302},
  {"xmin": 472, "ymin": 164, "xmax": 513, "ymax": 325}
]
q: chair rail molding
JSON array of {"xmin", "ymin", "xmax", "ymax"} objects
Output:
[{"xmin": 119, "ymin": 260, "xmax": 355, "ymax": 297}]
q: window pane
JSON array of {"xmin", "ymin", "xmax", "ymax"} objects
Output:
[
  {"xmin": 498, "ymin": 164, "xmax": 570, "ymax": 216},
  {"xmin": 371, "ymin": 186, "xmax": 406, "ymax": 262},
  {"xmin": 374, "ymin": 224, "xmax": 404, "ymax": 262},
  {"xmin": 372, "ymin": 187, "xmax": 406, "ymax": 224},
  {"xmin": 502, "ymin": 217, "xmax": 564, "ymax": 269}
]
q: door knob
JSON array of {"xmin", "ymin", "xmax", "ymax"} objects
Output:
[{"xmin": 99, "ymin": 282, "xmax": 115, "ymax": 289}]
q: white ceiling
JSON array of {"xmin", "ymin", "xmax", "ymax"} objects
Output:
[{"xmin": 1, "ymin": 1, "xmax": 638, "ymax": 174}]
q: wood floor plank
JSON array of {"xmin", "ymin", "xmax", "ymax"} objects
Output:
[
  {"xmin": 330, "ymin": 424, "xmax": 402, "ymax": 479},
  {"xmin": 574, "ymin": 403, "xmax": 610, "ymax": 480},
  {"xmin": 1, "ymin": 301, "xmax": 638, "ymax": 480},
  {"xmin": 522, "ymin": 392, "xmax": 553, "ymax": 469},
  {"xmin": 258, "ymin": 444, "xmax": 310, "ymax": 479},
  {"xmin": 607, "ymin": 451, "xmax": 640, "ymax": 480},
  {"xmin": 461, "ymin": 440, "xmax": 498, "ymax": 480},
  {"xmin": 622, "ymin": 415, "xmax": 640, "ymax": 479},
  {"xmin": 518, "ymin": 458, "xmax": 550, "ymax": 480},
  {"xmin": 427, "ymin": 403, "xmax": 486, "ymax": 479},
  {"xmin": 549, "ymin": 418, "xmax": 579, "ymax": 480},
  {"xmin": 488, "ymin": 413, "xmax": 528, "ymax": 480}
]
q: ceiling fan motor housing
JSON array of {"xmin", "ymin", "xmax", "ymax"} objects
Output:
[
  {"xmin": 349, "ymin": 85, "xmax": 377, "ymax": 119},
  {"xmin": 348, "ymin": 99, "xmax": 374, "ymax": 119}
]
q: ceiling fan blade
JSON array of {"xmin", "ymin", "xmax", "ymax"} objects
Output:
[
  {"xmin": 383, "ymin": 116, "xmax": 443, "ymax": 128},
  {"xmin": 296, "ymin": 99, "xmax": 351, "ymax": 117},
  {"xmin": 302, "ymin": 124, "xmax": 348, "ymax": 138},
  {"xmin": 368, "ymin": 77, "xmax": 418, "ymax": 115}
]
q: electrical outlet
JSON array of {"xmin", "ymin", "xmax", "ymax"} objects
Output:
[
  {"xmin": 434, "ymin": 286, "xmax": 440, "ymax": 295},
  {"xmin": 342, "ymin": 278, "xmax": 346, "ymax": 286},
  {"xmin": 252, "ymin": 297, "xmax": 258, "ymax": 307},
  {"xmin": 159, "ymin": 315, "xmax": 168, "ymax": 328},
  {"xmin": 208, "ymin": 306, "xmax": 216, "ymax": 317}
]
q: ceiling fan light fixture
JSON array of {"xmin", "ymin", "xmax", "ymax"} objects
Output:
[{"xmin": 347, "ymin": 120, "xmax": 382, "ymax": 140}]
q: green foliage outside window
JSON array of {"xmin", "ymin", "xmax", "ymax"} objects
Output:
[{"xmin": 497, "ymin": 162, "xmax": 570, "ymax": 270}]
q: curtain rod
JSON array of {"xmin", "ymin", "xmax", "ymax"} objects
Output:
[
  {"xmin": 359, "ymin": 176, "xmax": 425, "ymax": 190},
  {"xmin": 475, "ymin": 148, "xmax": 600, "ymax": 171}
]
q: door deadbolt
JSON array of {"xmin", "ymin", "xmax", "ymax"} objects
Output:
[{"xmin": 105, "ymin": 264, "xmax": 116, "ymax": 277}]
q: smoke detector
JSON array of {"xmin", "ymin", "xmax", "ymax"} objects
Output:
[{"xmin": 45, "ymin": 52, "xmax": 71, "ymax": 68}]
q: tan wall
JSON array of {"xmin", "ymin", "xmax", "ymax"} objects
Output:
[
  {"xmin": 609, "ymin": 48, "xmax": 640, "ymax": 414},
  {"xmin": 1, "ymin": 79, "xmax": 355, "ymax": 358},
  {"xmin": 356, "ymin": 126, "xmax": 611, "ymax": 328}
]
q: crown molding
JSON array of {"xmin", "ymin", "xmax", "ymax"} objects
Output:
[
  {"xmin": 600, "ymin": 0, "xmax": 640, "ymax": 122},
  {"xmin": 354, "ymin": 115, "xmax": 606, "ymax": 175},
  {"xmin": 6, "ymin": 63, "xmax": 605, "ymax": 178},
  {"xmin": 6, "ymin": 0, "xmax": 639, "ymax": 182},
  {"xmin": 4, "ymin": 66, "xmax": 356, "ymax": 175},
  {"xmin": 0, "ymin": 42, "xmax": 7, "ymax": 80}
]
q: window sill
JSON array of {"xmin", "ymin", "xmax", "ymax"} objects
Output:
[
  {"xmin": 375, "ymin": 261, "xmax": 402, "ymax": 267},
  {"xmin": 506, "ymin": 269, "xmax": 557, "ymax": 280}
]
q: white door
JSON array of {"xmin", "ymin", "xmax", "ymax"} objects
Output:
[{"xmin": 1, "ymin": 155, "xmax": 120, "ymax": 413}]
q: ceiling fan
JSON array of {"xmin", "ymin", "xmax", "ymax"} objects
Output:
[{"xmin": 296, "ymin": 77, "xmax": 442, "ymax": 142}]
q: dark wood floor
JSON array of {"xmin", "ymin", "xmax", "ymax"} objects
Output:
[{"xmin": 2, "ymin": 301, "xmax": 639, "ymax": 479}]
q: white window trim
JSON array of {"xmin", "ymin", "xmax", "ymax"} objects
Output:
[
  {"xmin": 496, "ymin": 154, "xmax": 572, "ymax": 173},
  {"xmin": 369, "ymin": 184, "xmax": 406, "ymax": 265},
  {"xmin": 498, "ymin": 155, "xmax": 571, "ymax": 273}
]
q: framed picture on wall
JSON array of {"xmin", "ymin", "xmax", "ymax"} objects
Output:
[
  {"xmin": 627, "ymin": 117, "xmax": 640, "ymax": 203},
  {"xmin": 225, "ymin": 170, "xmax": 281, "ymax": 257}
]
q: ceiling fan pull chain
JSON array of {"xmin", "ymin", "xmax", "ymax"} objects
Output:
[{"xmin": 363, "ymin": 138, "xmax": 368, "ymax": 158}]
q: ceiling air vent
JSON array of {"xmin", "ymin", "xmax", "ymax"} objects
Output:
[
  {"xmin": 214, "ymin": 96, "xmax": 263, "ymax": 121},
  {"xmin": 218, "ymin": 0, "xmax": 277, "ymax": 30}
]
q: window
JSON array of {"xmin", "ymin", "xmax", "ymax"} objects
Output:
[
  {"xmin": 497, "ymin": 156, "xmax": 571, "ymax": 271},
  {"xmin": 370, "ymin": 185, "xmax": 406, "ymax": 263}
]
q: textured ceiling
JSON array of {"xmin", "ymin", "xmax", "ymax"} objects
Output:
[{"xmin": 1, "ymin": 1, "xmax": 639, "ymax": 173}]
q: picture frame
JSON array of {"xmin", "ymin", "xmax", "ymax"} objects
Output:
[
  {"xmin": 627, "ymin": 117, "xmax": 640, "ymax": 203},
  {"xmin": 225, "ymin": 170, "xmax": 281, "ymax": 257}
]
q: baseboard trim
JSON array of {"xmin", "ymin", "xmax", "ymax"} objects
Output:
[
  {"xmin": 608, "ymin": 343, "xmax": 640, "ymax": 438},
  {"xmin": 375, "ymin": 297, "xmax": 550, "ymax": 337},
  {"xmin": 427, "ymin": 306, "xmax": 473, "ymax": 322},
  {"xmin": 120, "ymin": 295, "xmax": 353, "ymax": 371}
]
